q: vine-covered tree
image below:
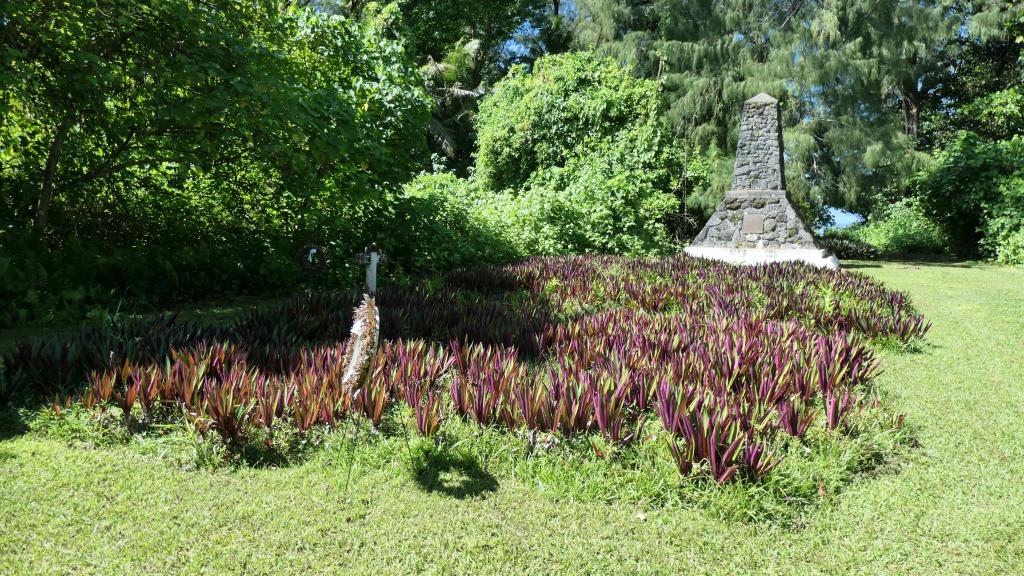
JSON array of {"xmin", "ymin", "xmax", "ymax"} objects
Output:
[{"xmin": 473, "ymin": 52, "xmax": 684, "ymax": 254}]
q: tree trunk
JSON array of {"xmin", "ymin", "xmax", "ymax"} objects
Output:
[
  {"xmin": 34, "ymin": 112, "xmax": 74, "ymax": 234},
  {"xmin": 902, "ymin": 87, "xmax": 920, "ymax": 139}
]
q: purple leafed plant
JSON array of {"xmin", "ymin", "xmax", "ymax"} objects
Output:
[
  {"xmin": 1, "ymin": 253, "xmax": 925, "ymax": 484},
  {"xmin": 413, "ymin": 389, "xmax": 442, "ymax": 436},
  {"xmin": 824, "ymin": 389, "xmax": 854, "ymax": 431},
  {"xmin": 776, "ymin": 399, "xmax": 815, "ymax": 437}
]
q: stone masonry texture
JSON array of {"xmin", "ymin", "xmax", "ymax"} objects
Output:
[
  {"xmin": 691, "ymin": 94, "xmax": 822, "ymax": 250},
  {"xmin": 731, "ymin": 93, "xmax": 786, "ymax": 191}
]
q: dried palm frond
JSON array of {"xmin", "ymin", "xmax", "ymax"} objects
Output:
[{"xmin": 341, "ymin": 294, "xmax": 379, "ymax": 399}]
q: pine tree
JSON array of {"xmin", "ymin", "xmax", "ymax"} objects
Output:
[{"xmin": 572, "ymin": 0, "xmax": 1015, "ymax": 216}]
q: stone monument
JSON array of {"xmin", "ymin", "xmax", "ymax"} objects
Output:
[{"xmin": 685, "ymin": 93, "xmax": 839, "ymax": 269}]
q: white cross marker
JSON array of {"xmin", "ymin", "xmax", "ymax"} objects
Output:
[{"xmin": 356, "ymin": 243, "xmax": 387, "ymax": 297}]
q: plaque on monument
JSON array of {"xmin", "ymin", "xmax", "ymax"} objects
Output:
[
  {"xmin": 685, "ymin": 93, "xmax": 839, "ymax": 269},
  {"xmin": 741, "ymin": 214, "xmax": 764, "ymax": 234}
]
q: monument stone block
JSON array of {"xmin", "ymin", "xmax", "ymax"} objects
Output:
[{"xmin": 685, "ymin": 93, "xmax": 839, "ymax": 269}]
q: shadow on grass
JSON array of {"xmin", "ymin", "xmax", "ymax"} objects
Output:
[
  {"xmin": 413, "ymin": 446, "xmax": 498, "ymax": 499},
  {"xmin": 0, "ymin": 407, "xmax": 29, "ymax": 441},
  {"xmin": 844, "ymin": 258, "xmax": 981, "ymax": 270},
  {"xmin": 234, "ymin": 442, "xmax": 293, "ymax": 469}
]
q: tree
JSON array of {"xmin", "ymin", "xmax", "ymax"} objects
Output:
[
  {"xmin": 919, "ymin": 7, "xmax": 1024, "ymax": 147},
  {"xmin": 0, "ymin": 0, "xmax": 431, "ymax": 322},
  {"xmin": 1, "ymin": 0, "xmax": 429, "ymax": 238},
  {"xmin": 477, "ymin": 52, "xmax": 670, "ymax": 191},
  {"xmin": 419, "ymin": 40, "xmax": 488, "ymax": 172},
  {"xmin": 509, "ymin": 0, "xmax": 577, "ymax": 63},
  {"xmin": 571, "ymin": 0, "xmax": 1015, "ymax": 216},
  {"xmin": 471, "ymin": 52, "xmax": 684, "ymax": 254},
  {"xmin": 310, "ymin": 0, "xmax": 551, "ymax": 172},
  {"xmin": 913, "ymin": 8, "xmax": 1023, "ymax": 259},
  {"xmin": 914, "ymin": 132, "xmax": 1023, "ymax": 258}
]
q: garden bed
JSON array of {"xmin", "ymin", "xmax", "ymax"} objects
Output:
[{"xmin": 1, "ymin": 254, "xmax": 928, "ymax": 519}]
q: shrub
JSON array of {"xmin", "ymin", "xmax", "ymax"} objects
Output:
[
  {"xmin": 392, "ymin": 173, "xmax": 517, "ymax": 269},
  {"xmin": 481, "ymin": 131, "xmax": 680, "ymax": 256},
  {"xmin": 978, "ymin": 172, "xmax": 1024, "ymax": 265},
  {"xmin": 988, "ymin": 226, "xmax": 1024, "ymax": 265},
  {"xmin": 849, "ymin": 198, "xmax": 949, "ymax": 257},
  {"xmin": 818, "ymin": 228, "xmax": 882, "ymax": 260},
  {"xmin": 914, "ymin": 132, "xmax": 1024, "ymax": 257}
]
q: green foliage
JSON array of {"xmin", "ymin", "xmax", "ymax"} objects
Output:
[
  {"xmin": 988, "ymin": 227, "xmax": 1024, "ymax": 266},
  {"xmin": 319, "ymin": 1, "xmax": 564, "ymax": 173},
  {"xmin": 507, "ymin": 130, "xmax": 681, "ymax": 255},
  {"xmin": 476, "ymin": 53, "xmax": 667, "ymax": 192},
  {"xmin": 3, "ymin": 1, "xmax": 429, "ymax": 220},
  {"xmin": 979, "ymin": 171, "xmax": 1024, "ymax": 265},
  {"xmin": 846, "ymin": 199, "xmax": 949, "ymax": 258},
  {"xmin": 419, "ymin": 40, "xmax": 487, "ymax": 173},
  {"xmin": 26, "ymin": 404, "xmax": 132, "ymax": 448},
  {"xmin": 818, "ymin": 229, "xmax": 882, "ymax": 261},
  {"xmin": 912, "ymin": 9, "xmax": 1023, "ymax": 263},
  {"xmin": 0, "ymin": 231, "xmax": 277, "ymax": 324},
  {"xmin": 918, "ymin": 19, "xmax": 1023, "ymax": 148},
  {"xmin": 428, "ymin": 52, "xmax": 684, "ymax": 257},
  {"xmin": 403, "ymin": 0, "xmax": 547, "ymax": 66},
  {"xmin": 0, "ymin": 0, "xmax": 432, "ymax": 325},
  {"xmin": 394, "ymin": 173, "xmax": 518, "ymax": 269},
  {"xmin": 960, "ymin": 88, "xmax": 1024, "ymax": 142},
  {"xmin": 914, "ymin": 132, "xmax": 1024, "ymax": 258}
]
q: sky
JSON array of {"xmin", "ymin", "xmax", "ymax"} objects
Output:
[{"xmin": 827, "ymin": 207, "xmax": 864, "ymax": 229}]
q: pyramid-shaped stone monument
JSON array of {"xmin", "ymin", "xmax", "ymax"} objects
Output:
[{"xmin": 685, "ymin": 94, "xmax": 839, "ymax": 269}]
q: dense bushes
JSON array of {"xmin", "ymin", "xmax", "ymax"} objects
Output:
[
  {"xmin": 0, "ymin": 1, "xmax": 432, "ymax": 325},
  {"xmin": 392, "ymin": 174, "xmax": 518, "ymax": 269},
  {"xmin": 405, "ymin": 53, "xmax": 685, "ymax": 259},
  {"xmin": 982, "ymin": 181, "xmax": 1024, "ymax": 266},
  {"xmin": 817, "ymin": 229, "xmax": 882, "ymax": 260},
  {"xmin": 852, "ymin": 199, "xmax": 949, "ymax": 258},
  {"xmin": 912, "ymin": 132, "xmax": 1023, "ymax": 263},
  {"xmin": 511, "ymin": 132, "xmax": 681, "ymax": 254},
  {"xmin": 818, "ymin": 199, "xmax": 948, "ymax": 260}
]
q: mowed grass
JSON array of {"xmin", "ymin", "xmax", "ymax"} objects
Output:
[{"xmin": 1, "ymin": 261, "xmax": 1022, "ymax": 575}]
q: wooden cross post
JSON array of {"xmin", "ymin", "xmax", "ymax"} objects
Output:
[{"xmin": 356, "ymin": 243, "xmax": 387, "ymax": 297}]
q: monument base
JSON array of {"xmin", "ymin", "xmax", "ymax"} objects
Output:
[{"xmin": 684, "ymin": 246, "xmax": 840, "ymax": 270}]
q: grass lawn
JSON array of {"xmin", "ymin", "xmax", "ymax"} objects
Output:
[{"xmin": 1, "ymin": 261, "xmax": 1022, "ymax": 575}]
